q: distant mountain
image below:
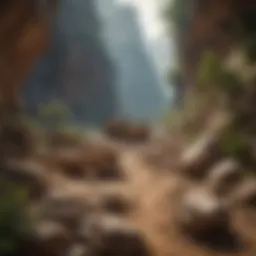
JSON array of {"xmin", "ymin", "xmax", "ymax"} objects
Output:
[{"xmin": 23, "ymin": 0, "xmax": 118, "ymax": 125}]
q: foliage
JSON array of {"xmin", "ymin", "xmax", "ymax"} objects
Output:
[
  {"xmin": 197, "ymin": 51, "xmax": 244, "ymax": 98},
  {"xmin": 218, "ymin": 125, "xmax": 248, "ymax": 158},
  {"xmin": 0, "ymin": 181, "xmax": 31, "ymax": 255},
  {"xmin": 197, "ymin": 51, "xmax": 223, "ymax": 85},
  {"xmin": 39, "ymin": 100, "xmax": 72, "ymax": 130}
]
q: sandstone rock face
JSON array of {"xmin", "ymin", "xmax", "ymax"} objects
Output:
[
  {"xmin": 176, "ymin": 187, "xmax": 230, "ymax": 234},
  {"xmin": 229, "ymin": 179, "xmax": 256, "ymax": 208}
]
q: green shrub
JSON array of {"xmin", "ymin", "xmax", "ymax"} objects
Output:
[
  {"xmin": 39, "ymin": 100, "xmax": 71, "ymax": 130},
  {"xmin": 218, "ymin": 125, "xmax": 248, "ymax": 158},
  {"xmin": 197, "ymin": 51, "xmax": 223, "ymax": 85},
  {"xmin": 0, "ymin": 181, "xmax": 31, "ymax": 256},
  {"xmin": 197, "ymin": 51, "xmax": 244, "ymax": 98}
]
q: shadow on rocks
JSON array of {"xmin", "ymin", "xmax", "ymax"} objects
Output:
[{"xmin": 184, "ymin": 225, "xmax": 245, "ymax": 253}]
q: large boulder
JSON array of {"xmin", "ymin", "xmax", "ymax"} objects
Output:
[
  {"xmin": 205, "ymin": 159, "xmax": 242, "ymax": 196},
  {"xmin": 78, "ymin": 215, "xmax": 150, "ymax": 256},
  {"xmin": 97, "ymin": 192, "xmax": 134, "ymax": 215},
  {"xmin": 49, "ymin": 145, "xmax": 122, "ymax": 180},
  {"xmin": 180, "ymin": 112, "xmax": 232, "ymax": 179},
  {"xmin": 180, "ymin": 132, "xmax": 220, "ymax": 179},
  {"xmin": 41, "ymin": 193, "xmax": 90, "ymax": 230},
  {"xmin": 229, "ymin": 179, "xmax": 256, "ymax": 208},
  {"xmin": 175, "ymin": 187, "xmax": 230, "ymax": 234},
  {"xmin": 103, "ymin": 120, "xmax": 150, "ymax": 143},
  {"xmin": 0, "ymin": 121, "xmax": 35, "ymax": 160},
  {"xmin": 32, "ymin": 220, "xmax": 72, "ymax": 256}
]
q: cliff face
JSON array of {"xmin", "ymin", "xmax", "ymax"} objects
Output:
[
  {"xmin": 24, "ymin": 0, "xmax": 117, "ymax": 125},
  {"xmin": 97, "ymin": 1, "xmax": 168, "ymax": 123},
  {"xmin": 0, "ymin": 1, "xmax": 56, "ymax": 115}
]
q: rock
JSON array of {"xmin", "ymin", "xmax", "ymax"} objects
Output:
[
  {"xmin": 0, "ymin": 162, "xmax": 48, "ymax": 199},
  {"xmin": 48, "ymin": 131, "xmax": 83, "ymax": 149},
  {"xmin": 180, "ymin": 132, "xmax": 220, "ymax": 178},
  {"xmin": 41, "ymin": 194, "xmax": 90, "ymax": 230},
  {"xmin": 29, "ymin": 220, "xmax": 72, "ymax": 256},
  {"xmin": 229, "ymin": 179, "xmax": 256, "ymax": 207},
  {"xmin": 67, "ymin": 244, "xmax": 89, "ymax": 256},
  {"xmin": 180, "ymin": 112, "xmax": 232, "ymax": 179},
  {"xmin": 206, "ymin": 159, "xmax": 242, "ymax": 196},
  {"xmin": 98, "ymin": 192, "xmax": 133, "ymax": 215},
  {"xmin": 83, "ymin": 145, "xmax": 122, "ymax": 180},
  {"xmin": 176, "ymin": 187, "xmax": 230, "ymax": 234},
  {"xmin": 103, "ymin": 120, "xmax": 150, "ymax": 143},
  {"xmin": 49, "ymin": 149, "xmax": 87, "ymax": 179},
  {"xmin": 78, "ymin": 215, "xmax": 150, "ymax": 256}
]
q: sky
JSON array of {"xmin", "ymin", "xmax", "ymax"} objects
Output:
[{"xmin": 118, "ymin": 0, "xmax": 168, "ymax": 40}]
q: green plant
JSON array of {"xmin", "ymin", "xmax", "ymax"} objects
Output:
[
  {"xmin": 197, "ymin": 51, "xmax": 244, "ymax": 98},
  {"xmin": 39, "ymin": 100, "xmax": 71, "ymax": 130},
  {"xmin": 197, "ymin": 51, "xmax": 223, "ymax": 85},
  {"xmin": 218, "ymin": 125, "xmax": 248, "ymax": 158},
  {"xmin": 0, "ymin": 181, "xmax": 31, "ymax": 255}
]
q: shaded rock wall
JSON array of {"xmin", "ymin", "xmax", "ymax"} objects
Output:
[
  {"xmin": 24, "ymin": 0, "xmax": 118, "ymax": 125},
  {"xmin": 0, "ymin": 0, "xmax": 56, "ymax": 116}
]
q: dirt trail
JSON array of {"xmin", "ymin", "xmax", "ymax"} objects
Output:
[{"xmin": 24, "ymin": 135, "xmax": 256, "ymax": 256}]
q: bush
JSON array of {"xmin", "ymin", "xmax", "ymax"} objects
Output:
[
  {"xmin": 0, "ymin": 181, "xmax": 31, "ymax": 255},
  {"xmin": 197, "ymin": 51, "xmax": 223, "ymax": 86},
  {"xmin": 39, "ymin": 101, "xmax": 71, "ymax": 130},
  {"xmin": 218, "ymin": 125, "xmax": 248, "ymax": 158},
  {"xmin": 197, "ymin": 51, "xmax": 244, "ymax": 98}
]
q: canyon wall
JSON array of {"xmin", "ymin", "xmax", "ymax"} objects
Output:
[{"xmin": 24, "ymin": 0, "xmax": 118, "ymax": 125}]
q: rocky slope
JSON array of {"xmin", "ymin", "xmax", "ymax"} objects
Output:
[{"xmin": 3, "ymin": 122, "xmax": 256, "ymax": 256}]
